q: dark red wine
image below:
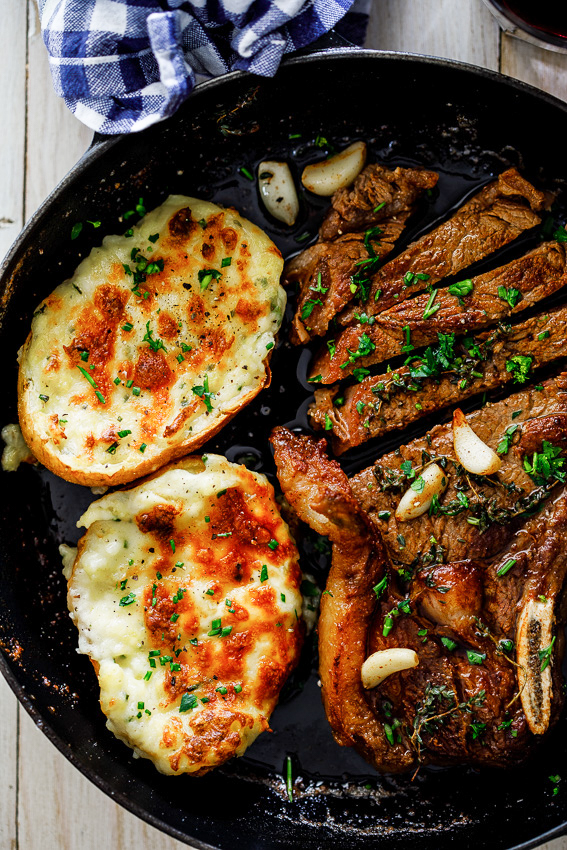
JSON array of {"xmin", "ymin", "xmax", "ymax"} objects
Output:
[{"xmin": 496, "ymin": 0, "xmax": 567, "ymax": 44}]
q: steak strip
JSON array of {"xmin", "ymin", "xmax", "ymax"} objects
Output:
[
  {"xmin": 285, "ymin": 164, "xmax": 438, "ymax": 344},
  {"xmin": 319, "ymin": 162, "xmax": 440, "ymax": 241},
  {"xmin": 350, "ymin": 373, "xmax": 567, "ymax": 567},
  {"xmin": 311, "ymin": 239, "xmax": 567, "ymax": 383},
  {"xmin": 270, "ymin": 427, "xmax": 404, "ymax": 771},
  {"xmin": 339, "ymin": 167, "xmax": 550, "ymax": 324},
  {"xmin": 310, "ymin": 302, "xmax": 567, "ymax": 453}
]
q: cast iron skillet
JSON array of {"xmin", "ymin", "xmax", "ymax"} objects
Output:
[{"xmin": 2, "ymin": 49, "xmax": 567, "ymax": 850}]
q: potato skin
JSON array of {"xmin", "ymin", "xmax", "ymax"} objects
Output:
[{"xmin": 18, "ymin": 196, "xmax": 284, "ymax": 486}]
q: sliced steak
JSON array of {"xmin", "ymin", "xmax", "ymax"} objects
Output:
[
  {"xmin": 271, "ymin": 422, "xmax": 567, "ymax": 772},
  {"xmin": 319, "ymin": 163, "xmax": 439, "ymax": 241},
  {"xmin": 286, "ymin": 221, "xmax": 408, "ymax": 345},
  {"xmin": 342, "ymin": 168, "xmax": 551, "ymax": 321},
  {"xmin": 350, "ymin": 373, "xmax": 567, "ymax": 566},
  {"xmin": 310, "ymin": 302, "xmax": 567, "ymax": 453},
  {"xmin": 286, "ymin": 163, "xmax": 439, "ymax": 344},
  {"xmin": 312, "ymin": 239, "xmax": 567, "ymax": 383}
]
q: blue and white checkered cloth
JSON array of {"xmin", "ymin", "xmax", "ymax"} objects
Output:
[{"xmin": 38, "ymin": 0, "xmax": 369, "ymax": 135}]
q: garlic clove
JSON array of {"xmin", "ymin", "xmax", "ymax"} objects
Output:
[
  {"xmin": 361, "ymin": 647, "xmax": 419, "ymax": 690},
  {"xmin": 395, "ymin": 462, "xmax": 447, "ymax": 522},
  {"xmin": 452, "ymin": 408, "xmax": 502, "ymax": 476},
  {"xmin": 301, "ymin": 141, "xmax": 367, "ymax": 197},
  {"xmin": 258, "ymin": 161, "xmax": 299, "ymax": 226}
]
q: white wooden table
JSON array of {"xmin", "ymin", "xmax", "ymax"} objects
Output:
[{"xmin": 1, "ymin": 1, "xmax": 567, "ymax": 847}]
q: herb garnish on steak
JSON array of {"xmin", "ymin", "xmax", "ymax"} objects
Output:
[
  {"xmin": 312, "ymin": 238, "xmax": 567, "ymax": 383},
  {"xmin": 310, "ymin": 302, "xmax": 567, "ymax": 453},
  {"xmin": 285, "ymin": 163, "xmax": 438, "ymax": 344}
]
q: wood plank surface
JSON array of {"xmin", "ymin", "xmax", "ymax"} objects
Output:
[
  {"xmin": 1, "ymin": 1, "xmax": 567, "ymax": 849},
  {"xmin": 364, "ymin": 0, "xmax": 501, "ymax": 69},
  {"xmin": 0, "ymin": 1, "xmax": 27, "ymax": 848}
]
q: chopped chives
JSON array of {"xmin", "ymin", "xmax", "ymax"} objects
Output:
[{"xmin": 77, "ymin": 364, "xmax": 97, "ymax": 387}]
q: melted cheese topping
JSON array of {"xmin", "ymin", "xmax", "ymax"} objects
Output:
[
  {"xmin": 18, "ymin": 197, "xmax": 285, "ymax": 486},
  {"xmin": 1, "ymin": 423, "xmax": 34, "ymax": 472},
  {"xmin": 67, "ymin": 455, "xmax": 303, "ymax": 775}
]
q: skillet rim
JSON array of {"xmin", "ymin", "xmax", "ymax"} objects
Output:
[{"xmin": 2, "ymin": 46, "xmax": 567, "ymax": 850}]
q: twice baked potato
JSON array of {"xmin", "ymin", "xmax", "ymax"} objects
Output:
[{"xmin": 18, "ymin": 196, "xmax": 284, "ymax": 486}]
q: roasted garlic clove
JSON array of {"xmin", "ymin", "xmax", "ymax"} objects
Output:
[
  {"xmin": 395, "ymin": 463, "xmax": 447, "ymax": 522},
  {"xmin": 453, "ymin": 408, "xmax": 502, "ymax": 476},
  {"xmin": 361, "ymin": 648, "xmax": 419, "ymax": 689},
  {"xmin": 258, "ymin": 161, "xmax": 299, "ymax": 225},
  {"xmin": 301, "ymin": 141, "xmax": 367, "ymax": 196}
]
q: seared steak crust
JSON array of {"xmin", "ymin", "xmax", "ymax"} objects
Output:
[
  {"xmin": 310, "ymin": 302, "xmax": 567, "ymax": 453},
  {"xmin": 272, "ymin": 374, "xmax": 567, "ymax": 772},
  {"xmin": 319, "ymin": 163, "xmax": 439, "ymax": 241},
  {"xmin": 343, "ymin": 168, "xmax": 550, "ymax": 320},
  {"xmin": 285, "ymin": 163, "xmax": 439, "ymax": 345},
  {"xmin": 350, "ymin": 374, "xmax": 567, "ymax": 565},
  {"xmin": 270, "ymin": 427, "xmax": 404, "ymax": 770},
  {"xmin": 286, "ymin": 222, "xmax": 408, "ymax": 345},
  {"xmin": 312, "ymin": 239, "xmax": 567, "ymax": 383}
]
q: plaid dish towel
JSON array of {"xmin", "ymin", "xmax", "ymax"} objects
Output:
[{"xmin": 38, "ymin": 0, "xmax": 370, "ymax": 135}]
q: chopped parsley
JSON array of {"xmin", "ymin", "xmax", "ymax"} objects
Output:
[
  {"xmin": 506, "ymin": 354, "xmax": 533, "ymax": 384},
  {"xmin": 119, "ymin": 592, "xmax": 136, "ymax": 607},
  {"xmin": 539, "ymin": 636, "xmax": 556, "ymax": 671},
  {"xmin": 340, "ymin": 332, "xmax": 376, "ymax": 369},
  {"xmin": 422, "ymin": 289, "xmax": 440, "ymax": 320},
  {"xmin": 373, "ymin": 576, "xmax": 387, "ymax": 599},
  {"xmin": 448, "ymin": 279, "xmax": 474, "ymax": 299},
  {"xmin": 71, "ymin": 222, "xmax": 83, "ymax": 240},
  {"xmin": 198, "ymin": 268, "xmax": 222, "ymax": 291},
  {"xmin": 497, "ymin": 285, "xmax": 522, "ymax": 308},
  {"xmin": 523, "ymin": 440, "xmax": 566, "ymax": 486},
  {"xmin": 192, "ymin": 374, "xmax": 214, "ymax": 412},
  {"xmin": 441, "ymin": 637, "xmax": 457, "ymax": 651},
  {"xmin": 179, "ymin": 693, "xmax": 198, "ymax": 712},
  {"xmin": 143, "ymin": 321, "xmax": 167, "ymax": 353},
  {"xmin": 301, "ymin": 297, "xmax": 323, "ymax": 320},
  {"xmin": 496, "ymin": 424, "xmax": 518, "ymax": 455},
  {"xmin": 497, "ymin": 558, "xmax": 517, "ymax": 577},
  {"xmin": 466, "ymin": 650, "xmax": 486, "ymax": 665}
]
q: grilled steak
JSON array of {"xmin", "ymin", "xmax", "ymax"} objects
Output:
[
  {"xmin": 272, "ymin": 377, "xmax": 567, "ymax": 771},
  {"xmin": 319, "ymin": 163, "xmax": 439, "ymax": 241},
  {"xmin": 312, "ymin": 239, "xmax": 567, "ymax": 383},
  {"xmin": 340, "ymin": 168, "xmax": 550, "ymax": 323},
  {"xmin": 351, "ymin": 374, "xmax": 567, "ymax": 565},
  {"xmin": 286, "ymin": 223, "xmax": 407, "ymax": 346},
  {"xmin": 310, "ymin": 302, "xmax": 567, "ymax": 453},
  {"xmin": 286, "ymin": 164, "xmax": 438, "ymax": 344}
]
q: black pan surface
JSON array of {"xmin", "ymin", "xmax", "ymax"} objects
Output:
[{"xmin": 2, "ymin": 50, "xmax": 567, "ymax": 850}]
